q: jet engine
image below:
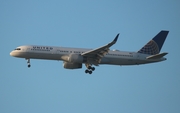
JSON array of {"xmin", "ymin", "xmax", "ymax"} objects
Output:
[{"xmin": 63, "ymin": 62, "xmax": 82, "ymax": 69}]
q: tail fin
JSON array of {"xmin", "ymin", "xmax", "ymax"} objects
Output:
[{"xmin": 138, "ymin": 30, "xmax": 169, "ymax": 55}]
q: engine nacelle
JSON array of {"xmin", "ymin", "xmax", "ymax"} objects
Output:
[
  {"xmin": 63, "ymin": 62, "xmax": 82, "ymax": 69},
  {"xmin": 68, "ymin": 54, "xmax": 83, "ymax": 63}
]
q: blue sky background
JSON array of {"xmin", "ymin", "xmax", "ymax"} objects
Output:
[{"xmin": 0, "ymin": 0, "xmax": 180, "ymax": 113}]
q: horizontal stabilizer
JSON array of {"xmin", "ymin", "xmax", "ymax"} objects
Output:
[{"xmin": 146, "ymin": 52, "xmax": 168, "ymax": 60}]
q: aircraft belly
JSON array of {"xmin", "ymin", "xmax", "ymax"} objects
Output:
[
  {"xmin": 100, "ymin": 55, "xmax": 158, "ymax": 65},
  {"xmin": 101, "ymin": 57, "xmax": 136, "ymax": 65},
  {"xmin": 100, "ymin": 57, "xmax": 111, "ymax": 64}
]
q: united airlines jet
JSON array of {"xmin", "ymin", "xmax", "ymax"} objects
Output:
[{"xmin": 10, "ymin": 31, "xmax": 169, "ymax": 74}]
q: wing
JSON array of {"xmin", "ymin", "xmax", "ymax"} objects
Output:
[{"xmin": 81, "ymin": 34, "xmax": 119, "ymax": 66}]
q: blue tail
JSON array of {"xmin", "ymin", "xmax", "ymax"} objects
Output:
[{"xmin": 138, "ymin": 30, "xmax": 169, "ymax": 55}]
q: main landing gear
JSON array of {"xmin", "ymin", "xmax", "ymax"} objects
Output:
[
  {"xmin": 26, "ymin": 58, "xmax": 31, "ymax": 68},
  {"xmin": 85, "ymin": 65, "xmax": 95, "ymax": 74}
]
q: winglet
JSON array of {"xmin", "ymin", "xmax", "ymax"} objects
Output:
[
  {"xmin": 112, "ymin": 33, "xmax": 119, "ymax": 44},
  {"xmin": 113, "ymin": 33, "xmax": 119, "ymax": 42}
]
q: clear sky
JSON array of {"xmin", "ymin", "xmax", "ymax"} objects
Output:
[{"xmin": 0, "ymin": 0, "xmax": 180, "ymax": 113}]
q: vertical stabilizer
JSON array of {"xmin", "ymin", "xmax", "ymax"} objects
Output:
[{"xmin": 138, "ymin": 30, "xmax": 169, "ymax": 55}]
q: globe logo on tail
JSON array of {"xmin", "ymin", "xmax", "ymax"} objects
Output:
[{"xmin": 138, "ymin": 40, "xmax": 159, "ymax": 55}]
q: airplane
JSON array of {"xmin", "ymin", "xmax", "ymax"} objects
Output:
[{"xmin": 10, "ymin": 30, "xmax": 169, "ymax": 74}]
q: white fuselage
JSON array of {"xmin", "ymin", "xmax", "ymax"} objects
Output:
[{"xmin": 10, "ymin": 45, "xmax": 166, "ymax": 65}]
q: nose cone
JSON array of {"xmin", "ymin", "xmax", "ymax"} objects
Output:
[
  {"xmin": 10, "ymin": 51, "xmax": 16, "ymax": 57},
  {"xmin": 10, "ymin": 51, "xmax": 13, "ymax": 56}
]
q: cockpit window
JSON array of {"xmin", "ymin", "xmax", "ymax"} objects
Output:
[{"xmin": 14, "ymin": 48, "xmax": 21, "ymax": 50}]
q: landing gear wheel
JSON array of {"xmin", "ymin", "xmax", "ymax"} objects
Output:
[
  {"xmin": 88, "ymin": 66, "xmax": 92, "ymax": 69},
  {"xmin": 88, "ymin": 66, "xmax": 95, "ymax": 71},
  {"xmin": 91, "ymin": 67, "xmax": 95, "ymax": 71},
  {"xmin": 89, "ymin": 71, "xmax": 92, "ymax": 74},
  {"xmin": 85, "ymin": 69, "xmax": 89, "ymax": 73},
  {"xmin": 85, "ymin": 69, "xmax": 93, "ymax": 74},
  {"xmin": 28, "ymin": 64, "xmax": 31, "ymax": 68}
]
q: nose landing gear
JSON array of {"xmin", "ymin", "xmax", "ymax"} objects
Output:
[{"xmin": 26, "ymin": 58, "xmax": 31, "ymax": 68}]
